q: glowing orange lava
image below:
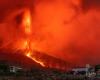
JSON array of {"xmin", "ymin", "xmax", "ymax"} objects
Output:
[
  {"xmin": 22, "ymin": 10, "xmax": 45, "ymax": 67},
  {"xmin": 24, "ymin": 40, "xmax": 45, "ymax": 67},
  {"xmin": 22, "ymin": 10, "xmax": 31, "ymax": 35},
  {"xmin": 26, "ymin": 50, "xmax": 45, "ymax": 67}
]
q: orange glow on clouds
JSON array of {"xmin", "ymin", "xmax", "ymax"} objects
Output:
[{"xmin": 0, "ymin": 0, "xmax": 100, "ymax": 67}]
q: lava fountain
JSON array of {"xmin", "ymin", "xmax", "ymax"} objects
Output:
[{"xmin": 21, "ymin": 9, "xmax": 45, "ymax": 67}]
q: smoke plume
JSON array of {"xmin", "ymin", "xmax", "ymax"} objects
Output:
[{"xmin": 0, "ymin": 0, "xmax": 100, "ymax": 66}]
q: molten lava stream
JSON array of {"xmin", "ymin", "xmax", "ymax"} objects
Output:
[
  {"xmin": 26, "ymin": 50, "xmax": 45, "ymax": 67},
  {"xmin": 22, "ymin": 10, "xmax": 45, "ymax": 67},
  {"xmin": 24, "ymin": 41, "xmax": 45, "ymax": 67}
]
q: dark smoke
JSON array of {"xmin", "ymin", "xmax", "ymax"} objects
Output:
[
  {"xmin": 81, "ymin": 0, "xmax": 100, "ymax": 12},
  {"xmin": 0, "ymin": 0, "xmax": 33, "ymax": 22}
]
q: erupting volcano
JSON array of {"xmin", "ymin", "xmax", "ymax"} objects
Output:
[
  {"xmin": 0, "ymin": 0, "xmax": 100, "ymax": 70},
  {"xmin": 19, "ymin": 9, "xmax": 46, "ymax": 67},
  {"xmin": 22, "ymin": 11, "xmax": 68, "ymax": 68},
  {"xmin": 0, "ymin": 8, "xmax": 69, "ymax": 70}
]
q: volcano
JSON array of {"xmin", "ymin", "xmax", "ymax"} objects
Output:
[
  {"xmin": 1, "ymin": 0, "xmax": 100, "ymax": 70},
  {"xmin": 0, "ymin": 49, "xmax": 70, "ymax": 70}
]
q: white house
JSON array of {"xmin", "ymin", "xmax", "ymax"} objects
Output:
[{"xmin": 9, "ymin": 66, "xmax": 23, "ymax": 73}]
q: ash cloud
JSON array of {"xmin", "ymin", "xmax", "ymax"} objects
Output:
[
  {"xmin": 81, "ymin": 0, "xmax": 100, "ymax": 12},
  {"xmin": 0, "ymin": 0, "xmax": 33, "ymax": 22},
  {"xmin": 0, "ymin": 0, "xmax": 32, "ymax": 50},
  {"xmin": 0, "ymin": 0, "xmax": 100, "ymax": 67}
]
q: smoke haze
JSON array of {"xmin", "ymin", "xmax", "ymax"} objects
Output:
[{"xmin": 0, "ymin": 0, "xmax": 100, "ymax": 66}]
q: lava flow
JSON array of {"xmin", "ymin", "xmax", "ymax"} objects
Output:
[
  {"xmin": 26, "ymin": 51, "xmax": 45, "ymax": 67},
  {"xmin": 22, "ymin": 9, "xmax": 45, "ymax": 67},
  {"xmin": 25, "ymin": 41, "xmax": 45, "ymax": 67}
]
